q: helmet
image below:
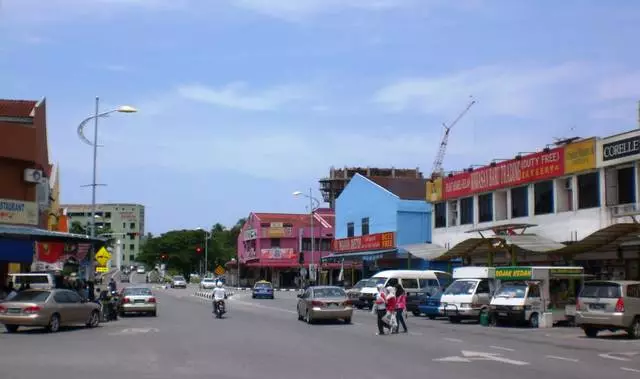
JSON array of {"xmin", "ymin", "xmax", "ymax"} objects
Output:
[{"xmin": 216, "ymin": 281, "xmax": 223, "ymax": 288}]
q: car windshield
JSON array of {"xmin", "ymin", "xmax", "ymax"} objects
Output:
[
  {"xmin": 123, "ymin": 288, "xmax": 152, "ymax": 296},
  {"xmin": 444, "ymin": 280, "xmax": 478, "ymax": 295},
  {"xmin": 313, "ymin": 288, "xmax": 346, "ymax": 298},
  {"xmin": 173, "ymin": 276, "xmax": 185, "ymax": 281},
  {"xmin": 494, "ymin": 285, "xmax": 527, "ymax": 299},
  {"xmin": 8, "ymin": 291, "xmax": 50, "ymax": 302},
  {"xmin": 203, "ymin": 279, "xmax": 215, "ymax": 283},
  {"xmin": 373, "ymin": 278, "xmax": 387, "ymax": 286},
  {"xmin": 255, "ymin": 283, "xmax": 272, "ymax": 289},
  {"xmin": 580, "ymin": 282, "xmax": 622, "ymax": 298},
  {"xmin": 12, "ymin": 275, "xmax": 50, "ymax": 285},
  {"xmin": 355, "ymin": 279, "xmax": 375, "ymax": 288}
]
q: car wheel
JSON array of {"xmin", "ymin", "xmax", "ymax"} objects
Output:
[
  {"xmin": 449, "ymin": 316, "xmax": 461, "ymax": 324},
  {"xmin": 344, "ymin": 317, "xmax": 352, "ymax": 324},
  {"xmin": 584, "ymin": 327, "xmax": 598, "ymax": 338},
  {"xmin": 529, "ymin": 313, "xmax": 539, "ymax": 328},
  {"xmin": 270, "ymin": 296, "xmax": 274, "ymax": 299},
  {"xmin": 5, "ymin": 324, "xmax": 19, "ymax": 333},
  {"xmin": 428, "ymin": 315, "xmax": 436, "ymax": 320},
  {"xmin": 628, "ymin": 318, "xmax": 640, "ymax": 339},
  {"xmin": 47, "ymin": 314, "xmax": 61, "ymax": 333},
  {"xmin": 305, "ymin": 311, "xmax": 313, "ymax": 324},
  {"xmin": 297, "ymin": 309, "xmax": 303, "ymax": 321},
  {"xmin": 86, "ymin": 310, "xmax": 100, "ymax": 328},
  {"xmin": 151, "ymin": 311, "xmax": 157, "ymax": 317},
  {"xmin": 412, "ymin": 310, "xmax": 420, "ymax": 317}
]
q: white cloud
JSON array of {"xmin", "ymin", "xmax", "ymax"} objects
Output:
[{"xmin": 177, "ymin": 82, "xmax": 308, "ymax": 111}]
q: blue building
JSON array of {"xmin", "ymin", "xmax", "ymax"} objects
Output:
[{"xmin": 322, "ymin": 174, "xmax": 449, "ymax": 277}]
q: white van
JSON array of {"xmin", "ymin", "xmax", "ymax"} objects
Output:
[
  {"xmin": 8, "ymin": 272, "xmax": 55, "ymax": 290},
  {"xmin": 370, "ymin": 270, "xmax": 452, "ymax": 314},
  {"xmin": 440, "ymin": 266, "xmax": 496, "ymax": 323}
]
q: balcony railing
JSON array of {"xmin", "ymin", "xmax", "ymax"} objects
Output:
[{"xmin": 609, "ymin": 203, "xmax": 640, "ymax": 218}]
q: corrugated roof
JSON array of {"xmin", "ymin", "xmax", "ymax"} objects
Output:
[
  {"xmin": 368, "ymin": 176, "xmax": 428, "ymax": 200},
  {"xmin": 253, "ymin": 212, "xmax": 335, "ymax": 228},
  {"xmin": 0, "ymin": 99, "xmax": 37, "ymax": 117}
]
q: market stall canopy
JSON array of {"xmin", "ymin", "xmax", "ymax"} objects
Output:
[
  {"xmin": 398, "ymin": 243, "xmax": 448, "ymax": 260},
  {"xmin": 553, "ymin": 222, "xmax": 640, "ymax": 256},
  {"xmin": 320, "ymin": 249, "xmax": 397, "ymax": 263},
  {"xmin": 0, "ymin": 225, "xmax": 106, "ymax": 245}
]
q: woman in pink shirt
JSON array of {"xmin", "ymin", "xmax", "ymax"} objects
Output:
[{"xmin": 394, "ymin": 284, "xmax": 408, "ymax": 333}]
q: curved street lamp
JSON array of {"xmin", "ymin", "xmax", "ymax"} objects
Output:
[{"xmin": 293, "ymin": 189, "xmax": 322, "ymax": 284}]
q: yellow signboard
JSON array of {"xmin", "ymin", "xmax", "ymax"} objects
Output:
[
  {"xmin": 96, "ymin": 266, "xmax": 108, "ymax": 273},
  {"xmin": 214, "ymin": 265, "xmax": 226, "ymax": 276},
  {"xmin": 0, "ymin": 199, "xmax": 38, "ymax": 225},
  {"xmin": 564, "ymin": 138, "xmax": 596, "ymax": 174},
  {"xmin": 426, "ymin": 177, "xmax": 443, "ymax": 202},
  {"xmin": 95, "ymin": 247, "xmax": 112, "ymax": 267}
]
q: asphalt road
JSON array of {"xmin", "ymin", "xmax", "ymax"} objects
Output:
[{"xmin": 1, "ymin": 274, "xmax": 639, "ymax": 379}]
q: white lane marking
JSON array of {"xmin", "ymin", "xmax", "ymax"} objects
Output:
[
  {"xmin": 462, "ymin": 350, "xmax": 529, "ymax": 366},
  {"xmin": 231, "ymin": 298, "xmax": 297, "ymax": 314},
  {"xmin": 490, "ymin": 345, "xmax": 515, "ymax": 352},
  {"xmin": 434, "ymin": 356, "xmax": 472, "ymax": 362},
  {"xmin": 443, "ymin": 337, "xmax": 464, "ymax": 343},
  {"xmin": 409, "ymin": 331, "xmax": 423, "ymax": 336},
  {"xmin": 599, "ymin": 352, "xmax": 635, "ymax": 362},
  {"xmin": 621, "ymin": 367, "xmax": 640, "ymax": 373},
  {"xmin": 546, "ymin": 355, "xmax": 579, "ymax": 362}
]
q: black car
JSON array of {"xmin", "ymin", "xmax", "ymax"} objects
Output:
[{"xmin": 120, "ymin": 273, "xmax": 130, "ymax": 283}]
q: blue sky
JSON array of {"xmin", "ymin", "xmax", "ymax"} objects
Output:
[{"xmin": 1, "ymin": 0, "xmax": 639, "ymax": 234}]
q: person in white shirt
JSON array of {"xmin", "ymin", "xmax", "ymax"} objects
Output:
[{"xmin": 212, "ymin": 281, "xmax": 227, "ymax": 313}]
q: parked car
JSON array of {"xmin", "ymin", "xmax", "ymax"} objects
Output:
[
  {"xmin": 345, "ymin": 279, "xmax": 374, "ymax": 309},
  {"xmin": 118, "ymin": 287, "xmax": 157, "ymax": 317},
  {"xmin": 200, "ymin": 278, "xmax": 217, "ymax": 290},
  {"xmin": 171, "ymin": 276, "xmax": 187, "ymax": 289},
  {"xmin": 252, "ymin": 281, "xmax": 274, "ymax": 299},
  {"xmin": 0, "ymin": 289, "xmax": 100, "ymax": 333},
  {"xmin": 296, "ymin": 286, "xmax": 353, "ymax": 324},
  {"xmin": 576, "ymin": 280, "xmax": 640, "ymax": 339},
  {"xmin": 418, "ymin": 289, "xmax": 444, "ymax": 320}
]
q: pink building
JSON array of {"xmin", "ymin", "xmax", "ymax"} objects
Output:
[{"xmin": 233, "ymin": 209, "xmax": 340, "ymax": 288}]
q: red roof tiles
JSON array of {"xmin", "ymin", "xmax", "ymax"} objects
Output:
[{"xmin": 0, "ymin": 100, "xmax": 37, "ymax": 117}]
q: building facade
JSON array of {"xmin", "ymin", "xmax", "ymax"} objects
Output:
[
  {"xmin": 236, "ymin": 210, "xmax": 336, "ymax": 288},
  {"xmin": 62, "ymin": 203, "xmax": 145, "ymax": 266},
  {"xmin": 325, "ymin": 174, "xmax": 444, "ymax": 277},
  {"xmin": 0, "ymin": 99, "xmax": 52, "ymax": 282}
]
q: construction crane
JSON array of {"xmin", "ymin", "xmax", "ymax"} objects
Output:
[{"xmin": 430, "ymin": 97, "xmax": 477, "ymax": 179}]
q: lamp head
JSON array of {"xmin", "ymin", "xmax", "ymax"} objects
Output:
[
  {"xmin": 116, "ymin": 105, "xmax": 138, "ymax": 113},
  {"xmin": 292, "ymin": 191, "xmax": 303, "ymax": 196}
]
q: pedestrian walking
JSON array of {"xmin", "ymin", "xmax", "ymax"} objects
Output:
[
  {"xmin": 384, "ymin": 286, "xmax": 398, "ymax": 332},
  {"xmin": 372, "ymin": 283, "xmax": 388, "ymax": 335},
  {"xmin": 394, "ymin": 284, "xmax": 408, "ymax": 333}
]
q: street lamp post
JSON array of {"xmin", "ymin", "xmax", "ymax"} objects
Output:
[
  {"xmin": 197, "ymin": 228, "xmax": 212, "ymax": 276},
  {"xmin": 231, "ymin": 258, "xmax": 240, "ymax": 288},
  {"xmin": 293, "ymin": 189, "xmax": 321, "ymax": 284},
  {"xmin": 77, "ymin": 97, "xmax": 137, "ymax": 281}
]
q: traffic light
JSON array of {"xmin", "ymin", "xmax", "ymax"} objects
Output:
[
  {"xmin": 160, "ymin": 253, "xmax": 168, "ymax": 261},
  {"xmin": 195, "ymin": 247, "xmax": 203, "ymax": 254}
]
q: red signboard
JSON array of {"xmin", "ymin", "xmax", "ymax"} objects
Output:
[
  {"xmin": 443, "ymin": 147, "xmax": 565, "ymax": 199},
  {"xmin": 333, "ymin": 232, "xmax": 396, "ymax": 253},
  {"xmin": 260, "ymin": 248, "xmax": 297, "ymax": 264}
]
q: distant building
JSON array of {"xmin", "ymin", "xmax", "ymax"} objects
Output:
[
  {"xmin": 61, "ymin": 203, "xmax": 145, "ymax": 266},
  {"xmin": 319, "ymin": 166, "xmax": 424, "ymax": 209}
]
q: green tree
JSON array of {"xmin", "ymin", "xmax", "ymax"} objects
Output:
[{"xmin": 69, "ymin": 221, "xmax": 115, "ymax": 247}]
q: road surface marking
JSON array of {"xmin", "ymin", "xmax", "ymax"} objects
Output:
[
  {"xmin": 443, "ymin": 337, "xmax": 463, "ymax": 343},
  {"xmin": 108, "ymin": 327, "xmax": 159, "ymax": 336},
  {"xmin": 599, "ymin": 352, "xmax": 640, "ymax": 362},
  {"xmin": 490, "ymin": 345, "xmax": 515, "ymax": 352},
  {"xmin": 434, "ymin": 351, "xmax": 529, "ymax": 366},
  {"xmin": 621, "ymin": 367, "xmax": 640, "ymax": 373},
  {"xmin": 433, "ymin": 356, "xmax": 472, "ymax": 362},
  {"xmin": 546, "ymin": 355, "xmax": 579, "ymax": 362},
  {"xmin": 409, "ymin": 331, "xmax": 423, "ymax": 336}
]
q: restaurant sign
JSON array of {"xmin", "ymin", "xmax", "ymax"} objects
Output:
[
  {"xmin": 333, "ymin": 232, "xmax": 396, "ymax": 253},
  {"xmin": 443, "ymin": 147, "xmax": 564, "ymax": 199},
  {"xmin": 495, "ymin": 267, "xmax": 532, "ymax": 280},
  {"xmin": 0, "ymin": 199, "xmax": 38, "ymax": 225}
]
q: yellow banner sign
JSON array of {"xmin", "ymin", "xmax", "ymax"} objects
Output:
[
  {"xmin": 214, "ymin": 265, "xmax": 226, "ymax": 276},
  {"xmin": 0, "ymin": 199, "xmax": 38, "ymax": 225},
  {"xmin": 96, "ymin": 267, "xmax": 109, "ymax": 273},
  {"xmin": 95, "ymin": 247, "xmax": 112, "ymax": 267},
  {"xmin": 426, "ymin": 177, "xmax": 443, "ymax": 202},
  {"xmin": 564, "ymin": 138, "xmax": 596, "ymax": 174}
]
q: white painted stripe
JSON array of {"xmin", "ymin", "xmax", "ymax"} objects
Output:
[
  {"xmin": 409, "ymin": 331, "xmax": 423, "ymax": 336},
  {"xmin": 490, "ymin": 345, "xmax": 515, "ymax": 352},
  {"xmin": 600, "ymin": 353, "xmax": 631, "ymax": 362},
  {"xmin": 443, "ymin": 337, "xmax": 463, "ymax": 343},
  {"xmin": 546, "ymin": 355, "xmax": 579, "ymax": 362},
  {"xmin": 621, "ymin": 367, "xmax": 640, "ymax": 373}
]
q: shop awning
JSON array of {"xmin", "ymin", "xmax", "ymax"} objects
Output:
[
  {"xmin": 321, "ymin": 249, "xmax": 397, "ymax": 263},
  {"xmin": 398, "ymin": 243, "xmax": 448, "ymax": 260},
  {"xmin": 434, "ymin": 234, "xmax": 565, "ymax": 261},
  {"xmin": 553, "ymin": 223, "xmax": 640, "ymax": 256},
  {"xmin": 0, "ymin": 225, "xmax": 106, "ymax": 245}
]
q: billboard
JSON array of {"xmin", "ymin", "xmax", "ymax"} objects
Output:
[
  {"xmin": 0, "ymin": 199, "xmax": 38, "ymax": 225},
  {"xmin": 333, "ymin": 232, "xmax": 396, "ymax": 253},
  {"xmin": 564, "ymin": 138, "xmax": 596, "ymax": 174},
  {"xmin": 426, "ymin": 177, "xmax": 443, "ymax": 202},
  {"xmin": 260, "ymin": 248, "xmax": 297, "ymax": 264}
]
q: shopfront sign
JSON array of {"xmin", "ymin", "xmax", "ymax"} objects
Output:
[
  {"xmin": 601, "ymin": 133, "xmax": 640, "ymax": 165},
  {"xmin": 549, "ymin": 267, "xmax": 583, "ymax": 277},
  {"xmin": 0, "ymin": 199, "xmax": 38, "ymax": 225},
  {"xmin": 244, "ymin": 228, "xmax": 257, "ymax": 240},
  {"xmin": 333, "ymin": 231, "xmax": 396, "ymax": 253},
  {"xmin": 119, "ymin": 211, "xmax": 137, "ymax": 221},
  {"xmin": 426, "ymin": 177, "xmax": 443, "ymax": 202},
  {"xmin": 495, "ymin": 267, "xmax": 532, "ymax": 280},
  {"xmin": 564, "ymin": 138, "xmax": 596, "ymax": 174},
  {"xmin": 443, "ymin": 147, "xmax": 564, "ymax": 199},
  {"xmin": 260, "ymin": 248, "xmax": 297, "ymax": 264},
  {"xmin": 261, "ymin": 227, "xmax": 293, "ymax": 238}
]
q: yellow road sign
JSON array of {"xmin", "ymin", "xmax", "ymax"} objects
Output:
[
  {"xmin": 214, "ymin": 265, "xmax": 225, "ymax": 276},
  {"xmin": 95, "ymin": 247, "xmax": 112, "ymax": 267},
  {"xmin": 96, "ymin": 266, "xmax": 108, "ymax": 273}
]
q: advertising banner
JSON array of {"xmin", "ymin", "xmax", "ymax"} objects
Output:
[
  {"xmin": 333, "ymin": 232, "xmax": 396, "ymax": 253},
  {"xmin": 495, "ymin": 267, "xmax": 533, "ymax": 280},
  {"xmin": 0, "ymin": 199, "xmax": 38, "ymax": 225},
  {"xmin": 564, "ymin": 138, "xmax": 596, "ymax": 174},
  {"xmin": 601, "ymin": 133, "xmax": 640, "ymax": 165},
  {"xmin": 260, "ymin": 248, "xmax": 297, "ymax": 264},
  {"xmin": 426, "ymin": 177, "xmax": 443, "ymax": 202},
  {"xmin": 443, "ymin": 147, "xmax": 564, "ymax": 199}
]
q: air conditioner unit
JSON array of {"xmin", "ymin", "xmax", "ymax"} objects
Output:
[
  {"xmin": 24, "ymin": 168, "xmax": 44, "ymax": 184},
  {"xmin": 564, "ymin": 178, "xmax": 572, "ymax": 190}
]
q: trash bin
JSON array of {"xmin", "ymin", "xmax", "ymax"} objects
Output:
[{"xmin": 480, "ymin": 310, "xmax": 490, "ymax": 326}]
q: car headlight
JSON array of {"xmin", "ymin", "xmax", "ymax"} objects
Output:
[{"xmin": 511, "ymin": 306, "xmax": 523, "ymax": 311}]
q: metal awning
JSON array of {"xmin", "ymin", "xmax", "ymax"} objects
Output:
[
  {"xmin": 320, "ymin": 249, "xmax": 397, "ymax": 263},
  {"xmin": 0, "ymin": 225, "xmax": 106, "ymax": 245},
  {"xmin": 554, "ymin": 223, "xmax": 640, "ymax": 256},
  {"xmin": 434, "ymin": 234, "xmax": 565, "ymax": 261},
  {"xmin": 398, "ymin": 243, "xmax": 448, "ymax": 260}
]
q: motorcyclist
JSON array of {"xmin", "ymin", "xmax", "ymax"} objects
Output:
[
  {"xmin": 108, "ymin": 278, "xmax": 117, "ymax": 293},
  {"xmin": 212, "ymin": 281, "xmax": 227, "ymax": 314}
]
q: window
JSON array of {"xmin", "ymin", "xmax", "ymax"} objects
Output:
[
  {"xmin": 534, "ymin": 181, "xmax": 554, "ymax": 215},
  {"xmin": 130, "ymin": 222, "xmax": 136, "ymax": 229},
  {"xmin": 460, "ymin": 197, "xmax": 474, "ymax": 225},
  {"xmin": 511, "ymin": 186, "xmax": 529, "ymax": 218},
  {"xmin": 129, "ymin": 254, "xmax": 135, "ymax": 261},
  {"xmin": 577, "ymin": 172, "xmax": 600, "ymax": 209},
  {"xmin": 476, "ymin": 280, "xmax": 491, "ymax": 294},
  {"xmin": 361, "ymin": 217, "xmax": 370, "ymax": 235},
  {"xmin": 320, "ymin": 239, "xmax": 331, "ymax": 251},
  {"xmin": 478, "ymin": 193, "xmax": 493, "ymax": 223},
  {"xmin": 270, "ymin": 238, "xmax": 281, "ymax": 248},
  {"xmin": 129, "ymin": 244, "xmax": 135, "ymax": 251},
  {"xmin": 347, "ymin": 222, "xmax": 354, "ymax": 237},
  {"xmin": 122, "ymin": 222, "xmax": 126, "ymax": 229},
  {"xmin": 434, "ymin": 203, "xmax": 446, "ymax": 228},
  {"xmin": 618, "ymin": 166, "xmax": 636, "ymax": 204},
  {"xmin": 627, "ymin": 284, "xmax": 640, "ymax": 298},
  {"xmin": 528, "ymin": 285, "xmax": 541, "ymax": 298},
  {"xmin": 401, "ymin": 278, "xmax": 419, "ymax": 289},
  {"xmin": 105, "ymin": 212, "xmax": 112, "ymax": 218},
  {"xmin": 66, "ymin": 291, "xmax": 83, "ymax": 303}
]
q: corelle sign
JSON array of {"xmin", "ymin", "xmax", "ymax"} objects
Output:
[{"xmin": 443, "ymin": 147, "xmax": 564, "ymax": 199}]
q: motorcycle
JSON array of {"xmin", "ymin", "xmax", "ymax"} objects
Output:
[{"xmin": 214, "ymin": 300, "xmax": 226, "ymax": 319}]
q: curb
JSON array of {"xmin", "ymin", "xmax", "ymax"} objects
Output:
[{"xmin": 228, "ymin": 288, "xmax": 299, "ymax": 292}]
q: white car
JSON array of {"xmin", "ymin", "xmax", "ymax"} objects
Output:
[
  {"xmin": 136, "ymin": 267, "xmax": 146, "ymax": 274},
  {"xmin": 200, "ymin": 278, "xmax": 217, "ymax": 290},
  {"xmin": 171, "ymin": 276, "xmax": 187, "ymax": 289}
]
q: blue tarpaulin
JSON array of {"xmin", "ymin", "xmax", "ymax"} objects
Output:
[{"xmin": 0, "ymin": 239, "xmax": 35, "ymax": 263}]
